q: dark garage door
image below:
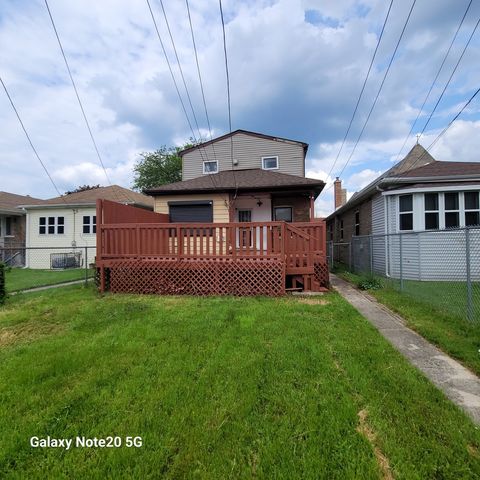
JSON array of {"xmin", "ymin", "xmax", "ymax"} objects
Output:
[{"xmin": 168, "ymin": 201, "xmax": 213, "ymax": 223}]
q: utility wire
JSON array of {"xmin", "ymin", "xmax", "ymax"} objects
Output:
[
  {"xmin": 394, "ymin": 0, "xmax": 473, "ymax": 162},
  {"xmin": 419, "ymin": 14, "xmax": 480, "ymax": 136},
  {"xmin": 218, "ymin": 0, "xmax": 237, "ymax": 198},
  {"xmin": 327, "ymin": 0, "xmax": 394, "ymax": 180},
  {"xmin": 0, "ymin": 75, "xmax": 64, "ymax": 199},
  {"xmin": 44, "ymin": 0, "xmax": 115, "ymax": 191},
  {"xmin": 185, "ymin": 0, "xmax": 217, "ymax": 164},
  {"xmin": 335, "ymin": 0, "xmax": 417, "ymax": 180}
]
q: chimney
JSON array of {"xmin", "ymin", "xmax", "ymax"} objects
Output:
[{"xmin": 334, "ymin": 177, "xmax": 347, "ymax": 209}]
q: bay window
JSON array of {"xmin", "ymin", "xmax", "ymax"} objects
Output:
[
  {"xmin": 399, "ymin": 194, "xmax": 413, "ymax": 231},
  {"xmin": 444, "ymin": 192, "xmax": 459, "ymax": 228}
]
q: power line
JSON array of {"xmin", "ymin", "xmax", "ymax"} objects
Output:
[
  {"xmin": 218, "ymin": 0, "xmax": 237, "ymax": 198},
  {"xmin": 335, "ymin": 0, "xmax": 417, "ymax": 180},
  {"xmin": 394, "ymin": 0, "xmax": 473, "ymax": 162},
  {"xmin": 0, "ymin": 75, "xmax": 64, "ymax": 199},
  {"xmin": 44, "ymin": 0, "xmax": 114, "ymax": 191},
  {"xmin": 327, "ymin": 0, "xmax": 394, "ymax": 180},
  {"xmin": 420, "ymin": 14, "xmax": 480, "ymax": 136},
  {"xmin": 185, "ymin": 0, "xmax": 217, "ymax": 162}
]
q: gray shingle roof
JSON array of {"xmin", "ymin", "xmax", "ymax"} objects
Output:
[{"xmin": 0, "ymin": 191, "xmax": 46, "ymax": 214}]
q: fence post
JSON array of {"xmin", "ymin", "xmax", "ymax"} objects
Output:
[
  {"xmin": 349, "ymin": 242, "xmax": 352, "ymax": 272},
  {"xmin": 369, "ymin": 235, "xmax": 373, "ymax": 274},
  {"xmin": 466, "ymin": 227, "xmax": 473, "ymax": 322},
  {"xmin": 399, "ymin": 233, "xmax": 404, "ymax": 291},
  {"xmin": 84, "ymin": 246, "xmax": 88, "ymax": 286}
]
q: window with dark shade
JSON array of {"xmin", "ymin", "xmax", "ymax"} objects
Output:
[
  {"xmin": 444, "ymin": 193, "xmax": 459, "ymax": 228},
  {"xmin": 465, "ymin": 192, "xmax": 480, "ymax": 226},
  {"xmin": 424, "ymin": 193, "xmax": 438, "ymax": 211},
  {"xmin": 399, "ymin": 194, "xmax": 412, "ymax": 212},
  {"xmin": 340, "ymin": 219, "xmax": 344, "ymax": 241},
  {"xmin": 424, "ymin": 193, "xmax": 438, "ymax": 230},
  {"xmin": 355, "ymin": 211, "xmax": 360, "ymax": 236},
  {"xmin": 39, "ymin": 217, "xmax": 46, "ymax": 235},
  {"xmin": 399, "ymin": 194, "xmax": 413, "ymax": 231},
  {"xmin": 5, "ymin": 217, "xmax": 12, "ymax": 236},
  {"xmin": 445, "ymin": 192, "xmax": 459, "ymax": 211},
  {"xmin": 273, "ymin": 207, "xmax": 292, "ymax": 222},
  {"xmin": 83, "ymin": 215, "xmax": 96, "ymax": 234}
]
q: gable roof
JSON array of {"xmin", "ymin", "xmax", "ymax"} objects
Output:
[
  {"xmin": 179, "ymin": 129, "xmax": 309, "ymax": 157},
  {"xmin": 21, "ymin": 185, "xmax": 153, "ymax": 209},
  {"xmin": 390, "ymin": 160, "xmax": 480, "ymax": 178},
  {"xmin": 0, "ymin": 191, "xmax": 46, "ymax": 215},
  {"xmin": 145, "ymin": 169, "xmax": 324, "ymax": 197}
]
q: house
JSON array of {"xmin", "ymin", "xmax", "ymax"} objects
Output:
[
  {"xmin": 95, "ymin": 130, "xmax": 329, "ymax": 296},
  {"xmin": 145, "ymin": 130, "xmax": 325, "ymax": 223},
  {"xmin": 20, "ymin": 185, "xmax": 153, "ymax": 269},
  {"xmin": 326, "ymin": 144, "xmax": 480, "ymax": 278},
  {"xmin": 0, "ymin": 191, "xmax": 46, "ymax": 265}
]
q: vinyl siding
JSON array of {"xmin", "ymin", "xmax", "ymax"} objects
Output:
[
  {"xmin": 182, "ymin": 132, "xmax": 305, "ymax": 180},
  {"xmin": 371, "ymin": 193, "xmax": 386, "ymax": 275},
  {"xmin": 154, "ymin": 194, "xmax": 230, "ymax": 223}
]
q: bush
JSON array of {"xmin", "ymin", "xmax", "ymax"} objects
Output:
[
  {"xmin": 357, "ymin": 275, "xmax": 383, "ymax": 291},
  {"xmin": 0, "ymin": 262, "xmax": 5, "ymax": 305}
]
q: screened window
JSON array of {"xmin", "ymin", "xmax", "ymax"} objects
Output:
[
  {"xmin": 40, "ymin": 216, "xmax": 64, "ymax": 235},
  {"xmin": 83, "ymin": 215, "xmax": 96, "ymax": 234},
  {"xmin": 274, "ymin": 206, "xmax": 292, "ymax": 222},
  {"xmin": 262, "ymin": 156, "xmax": 279, "ymax": 170},
  {"xmin": 203, "ymin": 161, "xmax": 218, "ymax": 174},
  {"xmin": 444, "ymin": 192, "xmax": 459, "ymax": 228},
  {"xmin": 399, "ymin": 194, "xmax": 413, "ymax": 231},
  {"xmin": 465, "ymin": 191, "xmax": 480, "ymax": 226},
  {"xmin": 354, "ymin": 211, "xmax": 360, "ymax": 236},
  {"xmin": 424, "ymin": 193, "xmax": 439, "ymax": 230}
]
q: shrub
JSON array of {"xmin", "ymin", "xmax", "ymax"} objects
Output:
[
  {"xmin": 0, "ymin": 262, "xmax": 5, "ymax": 305},
  {"xmin": 357, "ymin": 275, "xmax": 383, "ymax": 291}
]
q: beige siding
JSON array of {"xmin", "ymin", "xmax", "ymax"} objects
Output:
[
  {"xmin": 182, "ymin": 132, "xmax": 305, "ymax": 180},
  {"xmin": 26, "ymin": 207, "xmax": 97, "ymax": 269},
  {"xmin": 154, "ymin": 194, "xmax": 230, "ymax": 223}
]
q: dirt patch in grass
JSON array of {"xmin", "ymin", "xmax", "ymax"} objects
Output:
[
  {"xmin": 295, "ymin": 297, "xmax": 330, "ymax": 306},
  {"xmin": 357, "ymin": 409, "xmax": 394, "ymax": 480},
  {"xmin": 0, "ymin": 322, "xmax": 63, "ymax": 347},
  {"xmin": 467, "ymin": 444, "xmax": 479, "ymax": 459}
]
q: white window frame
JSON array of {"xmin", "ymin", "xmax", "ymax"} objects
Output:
[
  {"xmin": 262, "ymin": 156, "xmax": 279, "ymax": 170},
  {"xmin": 464, "ymin": 191, "xmax": 480, "ymax": 226},
  {"xmin": 398, "ymin": 194, "xmax": 413, "ymax": 231},
  {"xmin": 424, "ymin": 192, "xmax": 439, "ymax": 230},
  {"xmin": 203, "ymin": 160, "xmax": 218, "ymax": 174},
  {"xmin": 82, "ymin": 215, "xmax": 96, "ymax": 235},
  {"xmin": 39, "ymin": 216, "xmax": 65, "ymax": 235},
  {"xmin": 444, "ymin": 192, "xmax": 460, "ymax": 229}
]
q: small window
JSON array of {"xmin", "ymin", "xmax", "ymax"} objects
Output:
[
  {"xmin": 399, "ymin": 194, "xmax": 413, "ymax": 231},
  {"xmin": 444, "ymin": 192, "xmax": 459, "ymax": 228},
  {"xmin": 354, "ymin": 211, "xmax": 360, "ymax": 236},
  {"xmin": 40, "ymin": 216, "xmax": 64, "ymax": 235},
  {"xmin": 39, "ymin": 217, "xmax": 46, "ymax": 235},
  {"xmin": 238, "ymin": 210, "xmax": 252, "ymax": 222},
  {"xmin": 83, "ymin": 215, "xmax": 96, "ymax": 234},
  {"xmin": 424, "ymin": 193, "xmax": 439, "ymax": 230},
  {"xmin": 274, "ymin": 206, "xmax": 292, "ymax": 222},
  {"xmin": 262, "ymin": 156, "xmax": 279, "ymax": 170},
  {"xmin": 5, "ymin": 217, "xmax": 12, "ymax": 236},
  {"xmin": 203, "ymin": 160, "xmax": 218, "ymax": 174},
  {"xmin": 465, "ymin": 191, "xmax": 480, "ymax": 226},
  {"xmin": 340, "ymin": 219, "xmax": 344, "ymax": 241},
  {"xmin": 57, "ymin": 217, "xmax": 64, "ymax": 235}
]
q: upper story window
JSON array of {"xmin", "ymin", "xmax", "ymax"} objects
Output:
[
  {"xmin": 354, "ymin": 211, "xmax": 360, "ymax": 236},
  {"xmin": 203, "ymin": 160, "xmax": 218, "ymax": 174},
  {"xmin": 83, "ymin": 215, "xmax": 96, "ymax": 234},
  {"xmin": 424, "ymin": 193, "xmax": 439, "ymax": 230},
  {"xmin": 465, "ymin": 191, "xmax": 480, "ymax": 226},
  {"xmin": 399, "ymin": 194, "xmax": 413, "ymax": 231},
  {"xmin": 39, "ymin": 216, "xmax": 64, "ymax": 235},
  {"xmin": 262, "ymin": 156, "xmax": 279, "ymax": 170},
  {"xmin": 444, "ymin": 192, "xmax": 459, "ymax": 228}
]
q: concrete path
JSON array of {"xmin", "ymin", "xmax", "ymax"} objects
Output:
[
  {"xmin": 10, "ymin": 278, "xmax": 92, "ymax": 296},
  {"xmin": 330, "ymin": 273, "xmax": 480, "ymax": 424}
]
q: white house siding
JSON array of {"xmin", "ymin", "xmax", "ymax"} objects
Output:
[
  {"xmin": 26, "ymin": 207, "xmax": 97, "ymax": 269},
  {"xmin": 182, "ymin": 132, "xmax": 305, "ymax": 180},
  {"xmin": 371, "ymin": 193, "xmax": 386, "ymax": 275},
  {"xmin": 154, "ymin": 193, "xmax": 230, "ymax": 222}
]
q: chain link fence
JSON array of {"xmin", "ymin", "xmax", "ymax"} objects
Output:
[
  {"xmin": 328, "ymin": 226, "xmax": 480, "ymax": 322},
  {"xmin": 0, "ymin": 246, "xmax": 96, "ymax": 294}
]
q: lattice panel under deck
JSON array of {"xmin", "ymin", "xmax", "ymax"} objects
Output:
[
  {"xmin": 106, "ymin": 259, "xmax": 285, "ymax": 296},
  {"xmin": 313, "ymin": 261, "xmax": 330, "ymax": 289}
]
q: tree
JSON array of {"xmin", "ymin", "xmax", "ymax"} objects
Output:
[
  {"xmin": 65, "ymin": 185, "xmax": 101, "ymax": 195},
  {"xmin": 132, "ymin": 144, "xmax": 189, "ymax": 191}
]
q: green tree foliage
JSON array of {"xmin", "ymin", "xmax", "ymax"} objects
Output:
[
  {"xmin": 65, "ymin": 185, "xmax": 101, "ymax": 195},
  {"xmin": 132, "ymin": 145, "xmax": 188, "ymax": 191}
]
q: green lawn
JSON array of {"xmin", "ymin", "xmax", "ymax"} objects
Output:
[
  {"xmin": 5, "ymin": 267, "xmax": 93, "ymax": 293},
  {"xmin": 338, "ymin": 269, "xmax": 480, "ymax": 377},
  {"xmin": 0, "ymin": 286, "xmax": 479, "ymax": 478}
]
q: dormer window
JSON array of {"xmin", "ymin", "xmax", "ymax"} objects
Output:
[
  {"xmin": 262, "ymin": 156, "xmax": 279, "ymax": 170},
  {"xmin": 203, "ymin": 160, "xmax": 218, "ymax": 174}
]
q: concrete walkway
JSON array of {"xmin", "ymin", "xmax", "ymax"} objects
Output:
[
  {"xmin": 330, "ymin": 274, "xmax": 480, "ymax": 424},
  {"xmin": 10, "ymin": 278, "xmax": 92, "ymax": 296}
]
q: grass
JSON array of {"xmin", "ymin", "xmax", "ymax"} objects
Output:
[
  {"xmin": 336, "ymin": 268, "xmax": 480, "ymax": 377},
  {"xmin": 0, "ymin": 286, "xmax": 479, "ymax": 478},
  {"xmin": 5, "ymin": 267, "xmax": 93, "ymax": 293}
]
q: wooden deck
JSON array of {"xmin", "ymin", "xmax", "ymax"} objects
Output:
[{"xmin": 96, "ymin": 200, "xmax": 328, "ymax": 296}]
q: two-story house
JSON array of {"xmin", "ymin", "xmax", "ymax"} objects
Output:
[{"xmin": 145, "ymin": 130, "xmax": 325, "ymax": 222}]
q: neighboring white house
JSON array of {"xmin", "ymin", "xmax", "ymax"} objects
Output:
[{"xmin": 20, "ymin": 185, "xmax": 153, "ymax": 269}]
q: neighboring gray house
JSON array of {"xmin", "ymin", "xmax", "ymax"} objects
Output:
[{"xmin": 326, "ymin": 144, "xmax": 480, "ymax": 280}]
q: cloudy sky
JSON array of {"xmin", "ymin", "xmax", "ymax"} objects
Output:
[{"xmin": 1, "ymin": 0, "xmax": 479, "ymax": 215}]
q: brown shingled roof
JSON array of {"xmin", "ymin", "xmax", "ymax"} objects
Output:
[
  {"xmin": 21, "ymin": 185, "xmax": 153, "ymax": 208},
  {"xmin": 0, "ymin": 191, "xmax": 46, "ymax": 214},
  {"xmin": 391, "ymin": 161, "xmax": 480, "ymax": 178},
  {"xmin": 145, "ymin": 169, "xmax": 325, "ymax": 196}
]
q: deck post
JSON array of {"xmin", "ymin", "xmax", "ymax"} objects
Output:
[
  {"xmin": 177, "ymin": 225, "xmax": 182, "ymax": 258},
  {"xmin": 466, "ymin": 227, "xmax": 473, "ymax": 321}
]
